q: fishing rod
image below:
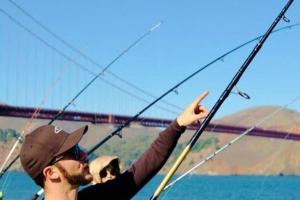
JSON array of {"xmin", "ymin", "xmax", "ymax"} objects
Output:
[
  {"xmin": 150, "ymin": 1, "xmax": 294, "ymax": 199},
  {"xmin": 0, "ymin": 20, "xmax": 161, "ymax": 179},
  {"xmin": 163, "ymin": 96, "xmax": 300, "ymax": 192}
]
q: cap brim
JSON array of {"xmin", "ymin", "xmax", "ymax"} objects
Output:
[{"xmin": 55, "ymin": 125, "xmax": 88, "ymax": 156}]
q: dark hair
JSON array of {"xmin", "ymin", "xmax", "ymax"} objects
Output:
[
  {"xmin": 99, "ymin": 159, "xmax": 120, "ymax": 178},
  {"xmin": 33, "ymin": 172, "xmax": 45, "ymax": 188}
]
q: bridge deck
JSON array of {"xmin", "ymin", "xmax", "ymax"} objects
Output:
[{"xmin": 0, "ymin": 105, "xmax": 299, "ymax": 141}]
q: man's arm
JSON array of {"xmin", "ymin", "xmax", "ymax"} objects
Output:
[
  {"xmin": 78, "ymin": 120, "xmax": 185, "ymax": 200},
  {"xmin": 78, "ymin": 91, "xmax": 209, "ymax": 199},
  {"xmin": 129, "ymin": 120, "xmax": 185, "ymax": 189},
  {"xmin": 128, "ymin": 91, "xmax": 209, "ymax": 193}
]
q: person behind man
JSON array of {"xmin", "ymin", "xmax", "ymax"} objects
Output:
[
  {"xmin": 89, "ymin": 155, "xmax": 121, "ymax": 184},
  {"xmin": 20, "ymin": 91, "xmax": 209, "ymax": 200}
]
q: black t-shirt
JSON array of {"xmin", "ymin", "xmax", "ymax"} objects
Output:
[{"xmin": 78, "ymin": 171, "xmax": 137, "ymax": 200}]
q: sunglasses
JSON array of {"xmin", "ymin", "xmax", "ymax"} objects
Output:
[
  {"xmin": 51, "ymin": 145, "xmax": 87, "ymax": 164},
  {"xmin": 99, "ymin": 160, "xmax": 120, "ymax": 178}
]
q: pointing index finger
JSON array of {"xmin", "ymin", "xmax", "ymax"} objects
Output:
[{"xmin": 192, "ymin": 91, "xmax": 209, "ymax": 107}]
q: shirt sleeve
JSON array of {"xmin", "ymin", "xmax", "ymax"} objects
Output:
[
  {"xmin": 78, "ymin": 120, "xmax": 186, "ymax": 200},
  {"xmin": 129, "ymin": 120, "xmax": 186, "ymax": 189}
]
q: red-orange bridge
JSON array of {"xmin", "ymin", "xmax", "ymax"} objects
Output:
[{"xmin": 0, "ymin": 104, "xmax": 299, "ymax": 141}]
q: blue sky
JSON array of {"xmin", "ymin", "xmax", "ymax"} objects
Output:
[{"xmin": 0, "ymin": 0, "xmax": 299, "ymax": 120}]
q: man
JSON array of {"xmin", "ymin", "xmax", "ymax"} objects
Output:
[{"xmin": 20, "ymin": 91, "xmax": 209, "ymax": 200}]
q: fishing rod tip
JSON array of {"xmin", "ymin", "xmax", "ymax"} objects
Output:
[{"xmin": 150, "ymin": 21, "xmax": 163, "ymax": 32}]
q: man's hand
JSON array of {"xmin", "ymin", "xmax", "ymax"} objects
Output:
[{"xmin": 176, "ymin": 91, "xmax": 209, "ymax": 127}]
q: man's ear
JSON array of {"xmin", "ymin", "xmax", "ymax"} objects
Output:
[{"xmin": 43, "ymin": 166, "xmax": 60, "ymax": 180}]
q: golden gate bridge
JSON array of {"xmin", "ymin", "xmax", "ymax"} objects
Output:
[{"xmin": 1, "ymin": 104, "xmax": 300, "ymax": 141}]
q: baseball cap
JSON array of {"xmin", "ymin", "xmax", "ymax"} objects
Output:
[{"xmin": 20, "ymin": 124, "xmax": 88, "ymax": 178}]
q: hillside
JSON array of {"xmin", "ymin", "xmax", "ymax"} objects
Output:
[
  {"xmin": 215, "ymin": 106, "xmax": 300, "ymax": 132},
  {"xmin": 1, "ymin": 105, "xmax": 300, "ymax": 175}
]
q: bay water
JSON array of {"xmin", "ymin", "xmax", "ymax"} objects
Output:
[{"xmin": 1, "ymin": 172, "xmax": 299, "ymax": 199}]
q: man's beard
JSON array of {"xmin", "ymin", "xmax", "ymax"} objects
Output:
[{"xmin": 55, "ymin": 163, "xmax": 91, "ymax": 186}]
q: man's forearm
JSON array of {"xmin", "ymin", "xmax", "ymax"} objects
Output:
[{"xmin": 129, "ymin": 120, "xmax": 186, "ymax": 189}]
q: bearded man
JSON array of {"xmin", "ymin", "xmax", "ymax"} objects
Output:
[{"xmin": 20, "ymin": 92, "xmax": 209, "ymax": 200}]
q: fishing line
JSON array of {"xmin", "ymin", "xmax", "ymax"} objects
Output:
[
  {"xmin": 150, "ymin": 1, "xmax": 294, "ymax": 198},
  {"xmin": 163, "ymin": 96, "xmax": 300, "ymax": 193}
]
